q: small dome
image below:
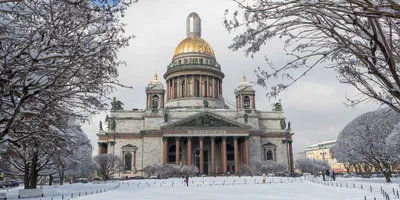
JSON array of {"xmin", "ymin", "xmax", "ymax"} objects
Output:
[
  {"xmin": 173, "ymin": 36, "xmax": 215, "ymax": 58},
  {"xmin": 149, "ymin": 73, "xmax": 161, "ymax": 84}
]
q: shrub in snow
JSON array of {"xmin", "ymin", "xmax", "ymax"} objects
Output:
[
  {"xmin": 93, "ymin": 154, "xmax": 124, "ymax": 181},
  {"xmin": 252, "ymin": 160, "xmax": 288, "ymax": 175},
  {"xmin": 295, "ymin": 157, "xmax": 329, "ymax": 175},
  {"xmin": 333, "ymin": 108, "xmax": 400, "ymax": 182}
]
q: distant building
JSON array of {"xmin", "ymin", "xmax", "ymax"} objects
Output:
[{"xmin": 305, "ymin": 140, "xmax": 346, "ymax": 173}]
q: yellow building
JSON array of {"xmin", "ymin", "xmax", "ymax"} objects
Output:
[{"xmin": 305, "ymin": 140, "xmax": 346, "ymax": 173}]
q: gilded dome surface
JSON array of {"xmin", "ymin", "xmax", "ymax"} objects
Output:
[{"xmin": 173, "ymin": 36, "xmax": 215, "ymax": 58}]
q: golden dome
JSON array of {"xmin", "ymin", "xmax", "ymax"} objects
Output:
[
  {"xmin": 150, "ymin": 73, "xmax": 160, "ymax": 84},
  {"xmin": 173, "ymin": 36, "xmax": 215, "ymax": 58}
]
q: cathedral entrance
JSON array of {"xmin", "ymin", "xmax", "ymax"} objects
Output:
[{"xmin": 194, "ymin": 149, "xmax": 209, "ymax": 174}]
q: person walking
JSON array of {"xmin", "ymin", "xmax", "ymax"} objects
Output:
[
  {"xmin": 185, "ymin": 174, "xmax": 189, "ymax": 187},
  {"xmin": 329, "ymin": 170, "xmax": 333, "ymax": 181},
  {"xmin": 332, "ymin": 170, "xmax": 336, "ymax": 181},
  {"xmin": 322, "ymin": 171, "xmax": 326, "ymax": 181},
  {"xmin": 262, "ymin": 173, "xmax": 266, "ymax": 184},
  {"xmin": 325, "ymin": 169, "xmax": 330, "ymax": 181}
]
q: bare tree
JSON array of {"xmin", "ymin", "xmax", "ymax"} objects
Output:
[
  {"xmin": 333, "ymin": 107, "xmax": 400, "ymax": 182},
  {"xmin": 225, "ymin": 0, "xmax": 400, "ymax": 112},
  {"xmin": 93, "ymin": 154, "xmax": 124, "ymax": 180},
  {"xmin": 0, "ymin": 0, "xmax": 134, "ymax": 144}
]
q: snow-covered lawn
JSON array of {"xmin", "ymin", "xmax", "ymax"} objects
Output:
[
  {"xmin": 76, "ymin": 176, "xmax": 396, "ymax": 200},
  {"xmin": 2, "ymin": 176, "xmax": 399, "ymax": 200},
  {"xmin": 0, "ymin": 181, "xmax": 119, "ymax": 200}
]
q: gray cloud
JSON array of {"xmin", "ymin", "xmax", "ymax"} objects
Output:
[{"xmin": 82, "ymin": 0, "xmax": 379, "ymax": 155}]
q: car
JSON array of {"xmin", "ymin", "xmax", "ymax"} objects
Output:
[
  {"xmin": 0, "ymin": 181, "xmax": 6, "ymax": 188},
  {"xmin": 148, "ymin": 176, "xmax": 158, "ymax": 179},
  {"xmin": 75, "ymin": 178, "xmax": 88, "ymax": 184},
  {"xmin": 132, "ymin": 176, "xmax": 144, "ymax": 180}
]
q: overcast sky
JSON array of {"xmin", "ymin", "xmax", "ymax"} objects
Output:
[{"xmin": 82, "ymin": 0, "xmax": 380, "ymax": 155}]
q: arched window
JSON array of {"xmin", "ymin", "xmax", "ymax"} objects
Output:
[
  {"xmin": 125, "ymin": 152, "xmax": 132, "ymax": 170},
  {"xmin": 267, "ymin": 150, "xmax": 273, "ymax": 160},
  {"xmin": 152, "ymin": 95, "xmax": 159, "ymax": 109},
  {"xmin": 181, "ymin": 80, "xmax": 185, "ymax": 97},
  {"xmin": 184, "ymin": 59, "xmax": 188, "ymax": 64},
  {"xmin": 178, "ymin": 60, "xmax": 181, "ymax": 65},
  {"xmin": 174, "ymin": 82, "xmax": 177, "ymax": 98},
  {"xmin": 195, "ymin": 58, "xmax": 198, "ymax": 63},
  {"xmin": 244, "ymin": 96, "xmax": 250, "ymax": 109},
  {"xmin": 194, "ymin": 80, "xmax": 200, "ymax": 97}
]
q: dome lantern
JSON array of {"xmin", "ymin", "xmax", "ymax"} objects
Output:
[{"xmin": 187, "ymin": 12, "xmax": 201, "ymax": 38}]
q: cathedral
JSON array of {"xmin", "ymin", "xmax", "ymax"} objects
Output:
[{"xmin": 97, "ymin": 12, "xmax": 295, "ymax": 176}]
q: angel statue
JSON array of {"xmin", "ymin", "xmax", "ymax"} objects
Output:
[
  {"xmin": 272, "ymin": 99, "xmax": 283, "ymax": 111},
  {"xmin": 280, "ymin": 119, "xmax": 286, "ymax": 130},
  {"xmin": 111, "ymin": 97, "xmax": 124, "ymax": 111},
  {"xmin": 244, "ymin": 112, "xmax": 249, "ymax": 123}
]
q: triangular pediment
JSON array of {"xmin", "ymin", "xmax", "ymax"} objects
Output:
[{"xmin": 162, "ymin": 111, "xmax": 251, "ymax": 129}]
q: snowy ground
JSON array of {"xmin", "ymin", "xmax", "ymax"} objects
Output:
[
  {"xmin": 2, "ymin": 176, "xmax": 399, "ymax": 200},
  {"xmin": 0, "ymin": 181, "xmax": 119, "ymax": 200}
]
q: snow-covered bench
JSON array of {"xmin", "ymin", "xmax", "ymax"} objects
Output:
[{"xmin": 18, "ymin": 188, "xmax": 43, "ymax": 198}]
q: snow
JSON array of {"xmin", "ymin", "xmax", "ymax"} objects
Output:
[
  {"xmin": 0, "ymin": 181, "xmax": 119, "ymax": 200},
  {"xmin": 2, "ymin": 176, "xmax": 396, "ymax": 200}
]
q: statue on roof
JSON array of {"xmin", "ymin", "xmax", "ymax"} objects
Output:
[
  {"xmin": 99, "ymin": 121, "xmax": 103, "ymax": 131},
  {"xmin": 110, "ymin": 117, "xmax": 116, "ymax": 132},
  {"xmin": 272, "ymin": 99, "xmax": 283, "ymax": 111},
  {"xmin": 244, "ymin": 112, "xmax": 248, "ymax": 123},
  {"xmin": 105, "ymin": 115, "xmax": 110, "ymax": 129},
  {"xmin": 280, "ymin": 119, "xmax": 286, "ymax": 130},
  {"xmin": 288, "ymin": 121, "xmax": 291, "ymax": 131},
  {"xmin": 163, "ymin": 110, "xmax": 169, "ymax": 123},
  {"xmin": 203, "ymin": 99, "xmax": 209, "ymax": 108},
  {"xmin": 111, "ymin": 97, "xmax": 124, "ymax": 111}
]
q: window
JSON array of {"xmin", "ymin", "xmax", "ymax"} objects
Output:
[
  {"xmin": 178, "ymin": 60, "xmax": 181, "ymax": 65},
  {"xmin": 181, "ymin": 80, "xmax": 185, "ymax": 97},
  {"xmin": 267, "ymin": 150, "xmax": 273, "ymax": 160},
  {"xmin": 194, "ymin": 80, "xmax": 200, "ymax": 97},
  {"xmin": 244, "ymin": 96, "xmax": 250, "ymax": 109},
  {"xmin": 125, "ymin": 152, "xmax": 132, "ymax": 170},
  {"xmin": 199, "ymin": 58, "xmax": 203, "ymax": 64},
  {"xmin": 190, "ymin": 58, "xmax": 193, "ymax": 63},
  {"xmin": 195, "ymin": 58, "xmax": 198, "ymax": 63},
  {"xmin": 184, "ymin": 59, "xmax": 188, "ymax": 64},
  {"xmin": 152, "ymin": 95, "xmax": 159, "ymax": 109}
]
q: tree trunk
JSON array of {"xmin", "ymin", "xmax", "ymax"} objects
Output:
[
  {"xmin": 383, "ymin": 171, "xmax": 392, "ymax": 183},
  {"xmin": 29, "ymin": 155, "xmax": 38, "ymax": 189},
  {"xmin": 49, "ymin": 175, "xmax": 53, "ymax": 186},
  {"xmin": 24, "ymin": 164, "xmax": 30, "ymax": 189},
  {"xmin": 59, "ymin": 171, "xmax": 64, "ymax": 185}
]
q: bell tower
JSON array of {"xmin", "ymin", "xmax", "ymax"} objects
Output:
[
  {"xmin": 235, "ymin": 75, "xmax": 256, "ymax": 110},
  {"xmin": 146, "ymin": 74, "xmax": 165, "ymax": 110}
]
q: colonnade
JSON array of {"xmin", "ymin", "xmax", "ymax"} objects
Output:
[
  {"xmin": 162, "ymin": 136, "xmax": 249, "ymax": 174},
  {"xmin": 166, "ymin": 75, "xmax": 222, "ymax": 100}
]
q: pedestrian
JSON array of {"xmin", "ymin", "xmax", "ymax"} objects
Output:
[
  {"xmin": 185, "ymin": 174, "xmax": 189, "ymax": 187},
  {"xmin": 332, "ymin": 170, "xmax": 335, "ymax": 181},
  {"xmin": 325, "ymin": 169, "xmax": 330, "ymax": 181},
  {"xmin": 329, "ymin": 170, "xmax": 333, "ymax": 181},
  {"xmin": 322, "ymin": 171, "xmax": 326, "ymax": 181},
  {"xmin": 125, "ymin": 175, "xmax": 128, "ymax": 180},
  {"xmin": 262, "ymin": 173, "xmax": 266, "ymax": 184}
]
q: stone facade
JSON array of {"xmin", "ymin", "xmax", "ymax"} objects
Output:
[{"xmin": 96, "ymin": 12, "xmax": 294, "ymax": 177}]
